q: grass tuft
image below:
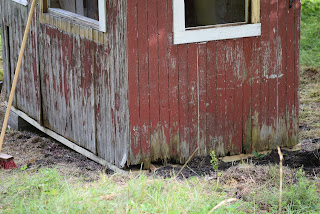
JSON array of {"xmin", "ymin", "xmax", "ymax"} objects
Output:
[{"xmin": 300, "ymin": 0, "xmax": 320, "ymax": 68}]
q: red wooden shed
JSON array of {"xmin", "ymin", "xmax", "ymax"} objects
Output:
[{"xmin": 0, "ymin": 0, "xmax": 300, "ymax": 168}]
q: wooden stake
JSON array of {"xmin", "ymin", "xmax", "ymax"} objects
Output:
[
  {"xmin": 174, "ymin": 147, "xmax": 198, "ymax": 179},
  {"xmin": 277, "ymin": 146, "xmax": 283, "ymax": 214},
  {"xmin": 0, "ymin": 0, "xmax": 37, "ymax": 152}
]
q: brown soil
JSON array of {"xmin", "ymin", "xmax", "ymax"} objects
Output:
[
  {"xmin": 154, "ymin": 145, "xmax": 320, "ymax": 179},
  {"xmin": 0, "ymin": 91, "xmax": 104, "ymax": 182}
]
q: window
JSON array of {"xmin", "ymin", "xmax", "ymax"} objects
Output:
[
  {"xmin": 42, "ymin": 0, "xmax": 106, "ymax": 32},
  {"xmin": 173, "ymin": 0, "xmax": 261, "ymax": 44}
]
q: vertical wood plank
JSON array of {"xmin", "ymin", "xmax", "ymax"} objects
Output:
[
  {"xmin": 225, "ymin": 39, "xmax": 235, "ymax": 154},
  {"xmin": 268, "ymin": 0, "xmax": 278, "ymax": 148},
  {"xmin": 148, "ymin": 0, "xmax": 161, "ymax": 161},
  {"xmin": 198, "ymin": 43, "xmax": 207, "ymax": 155},
  {"xmin": 278, "ymin": 0, "xmax": 288, "ymax": 146},
  {"xmin": 167, "ymin": 0, "xmax": 180, "ymax": 161},
  {"xmin": 234, "ymin": 39, "xmax": 244, "ymax": 154},
  {"xmin": 216, "ymin": 41, "xmax": 226, "ymax": 156},
  {"xmin": 206, "ymin": 42, "xmax": 217, "ymax": 154},
  {"xmin": 178, "ymin": 45, "xmax": 189, "ymax": 162},
  {"xmin": 258, "ymin": 0, "xmax": 270, "ymax": 151},
  {"xmin": 251, "ymin": 37, "xmax": 261, "ymax": 153},
  {"xmin": 286, "ymin": 0, "xmax": 295, "ymax": 145},
  {"xmin": 188, "ymin": 43, "xmax": 198, "ymax": 156},
  {"xmin": 128, "ymin": 0, "xmax": 141, "ymax": 165},
  {"xmin": 243, "ymin": 38, "xmax": 252, "ymax": 154},
  {"xmin": 294, "ymin": 0, "xmax": 301, "ymax": 145},
  {"xmin": 138, "ymin": 0, "xmax": 151, "ymax": 166},
  {"xmin": 158, "ymin": 0, "xmax": 170, "ymax": 162}
]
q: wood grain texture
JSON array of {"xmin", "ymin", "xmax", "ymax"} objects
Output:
[
  {"xmin": 0, "ymin": 1, "xmax": 41, "ymax": 123},
  {"xmin": 243, "ymin": 37, "xmax": 252, "ymax": 154},
  {"xmin": 167, "ymin": 0, "xmax": 180, "ymax": 161},
  {"xmin": 0, "ymin": 0, "xmax": 300, "ymax": 167},
  {"xmin": 294, "ymin": 0, "xmax": 301, "ymax": 146},
  {"xmin": 258, "ymin": 0, "xmax": 270, "ymax": 151},
  {"xmin": 158, "ymin": 0, "xmax": 170, "ymax": 162},
  {"xmin": 206, "ymin": 42, "xmax": 217, "ymax": 154},
  {"xmin": 278, "ymin": 0, "xmax": 288, "ymax": 146}
]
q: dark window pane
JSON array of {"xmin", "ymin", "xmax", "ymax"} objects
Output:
[{"xmin": 185, "ymin": 0, "xmax": 246, "ymax": 28}]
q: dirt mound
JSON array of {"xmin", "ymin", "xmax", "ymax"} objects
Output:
[{"xmin": 155, "ymin": 144, "xmax": 320, "ymax": 179}]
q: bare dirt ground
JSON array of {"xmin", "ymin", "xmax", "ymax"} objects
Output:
[
  {"xmin": 0, "ymin": 67, "xmax": 319, "ymax": 183},
  {"xmin": 0, "ymin": 91, "xmax": 104, "ymax": 181}
]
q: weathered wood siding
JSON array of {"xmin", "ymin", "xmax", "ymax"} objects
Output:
[
  {"xmin": 127, "ymin": 0, "xmax": 300, "ymax": 166},
  {"xmin": 1, "ymin": 0, "xmax": 300, "ymax": 168},
  {"xmin": 1, "ymin": 0, "xmax": 41, "ymax": 122},
  {"xmin": 39, "ymin": 0, "xmax": 128, "ymax": 165},
  {"xmin": 1, "ymin": 0, "xmax": 129, "ymax": 167}
]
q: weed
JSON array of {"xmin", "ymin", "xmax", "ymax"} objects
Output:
[
  {"xmin": 252, "ymin": 151, "xmax": 265, "ymax": 159},
  {"xmin": 210, "ymin": 150, "xmax": 221, "ymax": 188}
]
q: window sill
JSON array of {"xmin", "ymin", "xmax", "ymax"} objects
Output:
[
  {"xmin": 12, "ymin": 0, "xmax": 28, "ymax": 6},
  {"xmin": 174, "ymin": 23, "xmax": 261, "ymax": 45},
  {"xmin": 47, "ymin": 8, "xmax": 100, "ymax": 31}
]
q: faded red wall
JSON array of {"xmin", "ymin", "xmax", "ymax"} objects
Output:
[{"xmin": 127, "ymin": 0, "xmax": 300, "ymax": 166}]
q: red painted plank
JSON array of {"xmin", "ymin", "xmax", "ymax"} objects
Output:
[
  {"xmin": 233, "ymin": 39, "xmax": 244, "ymax": 154},
  {"xmin": 259, "ymin": 0, "xmax": 270, "ymax": 151},
  {"xmin": 251, "ymin": 37, "xmax": 261, "ymax": 153},
  {"xmin": 294, "ymin": 0, "xmax": 301, "ymax": 144},
  {"xmin": 206, "ymin": 42, "xmax": 217, "ymax": 153},
  {"xmin": 216, "ymin": 41, "xmax": 226, "ymax": 156},
  {"xmin": 158, "ymin": 0, "xmax": 170, "ymax": 162},
  {"xmin": 148, "ymin": 0, "xmax": 160, "ymax": 161},
  {"xmin": 198, "ymin": 43, "xmax": 207, "ymax": 156},
  {"xmin": 278, "ymin": 0, "xmax": 288, "ymax": 146},
  {"xmin": 268, "ymin": 0, "xmax": 278, "ymax": 148},
  {"xmin": 127, "ymin": 0, "xmax": 141, "ymax": 164},
  {"xmin": 138, "ymin": 0, "xmax": 151, "ymax": 166},
  {"xmin": 243, "ymin": 38, "xmax": 252, "ymax": 154},
  {"xmin": 178, "ymin": 45, "xmax": 189, "ymax": 162},
  {"xmin": 286, "ymin": 0, "xmax": 295, "ymax": 145},
  {"xmin": 225, "ymin": 39, "xmax": 235, "ymax": 154},
  {"xmin": 167, "ymin": 0, "xmax": 180, "ymax": 161},
  {"xmin": 188, "ymin": 43, "xmax": 198, "ymax": 156}
]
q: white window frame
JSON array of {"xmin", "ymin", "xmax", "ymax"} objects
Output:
[
  {"xmin": 12, "ymin": 0, "xmax": 28, "ymax": 6},
  {"xmin": 173, "ymin": 0, "xmax": 261, "ymax": 44},
  {"xmin": 44, "ymin": 0, "xmax": 107, "ymax": 32}
]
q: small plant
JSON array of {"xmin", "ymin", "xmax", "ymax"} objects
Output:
[
  {"xmin": 210, "ymin": 151, "xmax": 221, "ymax": 187},
  {"xmin": 252, "ymin": 151, "xmax": 265, "ymax": 159},
  {"xmin": 20, "ymin": 165, "xmax": 27, "ymax": 171}
]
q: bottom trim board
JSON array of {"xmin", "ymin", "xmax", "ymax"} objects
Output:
[{"xmin": 8, "ymin": 104, "xmax": 127, "ymax": 174}]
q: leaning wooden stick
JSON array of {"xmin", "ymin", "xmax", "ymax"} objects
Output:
[
  {"xmin": 174, "ymin": 147, "xmax": 198, "ymax": 179},
  {"xmin": 277, "ymin": 146, "xmax": 284, "ymax": 214},
  {"xmin": 0, "ymin": 0, "xmax": 37, "ymax": 169},
  {"xmin": 208, "ymin": 198, "xmax": 237, "ymax": 213}
]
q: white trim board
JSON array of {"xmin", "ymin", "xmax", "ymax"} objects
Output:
[
  {"xmin": 12, "ymin": 0, "xmax": 28, "ymax": 6},
  {"xmin": 173, "ymin": 0, "xmax": 261, "ymax": 44},
  {"xmin": 9, "ymin": 104, "xmax": 127, "ymax": 174},
  {"xmin": 174, "ymin": 24, "xmax": 261, "ymax": 44}
]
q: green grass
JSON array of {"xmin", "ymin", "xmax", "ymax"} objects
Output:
[
  {"xmin": 0, "ymin": 167, "xmax": 319, "ymax": 213},
  {"xmin": 0, "ymin": 168, "xmax": 249, "ymax": 214},
  {"xmin": 300, "ymin": 0, "xmax": 320, "ymax": 68}
]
